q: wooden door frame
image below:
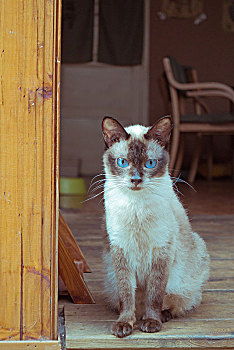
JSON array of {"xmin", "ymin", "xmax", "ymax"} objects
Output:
[{"xmin": 0, "ymin": 0, "xmax": 61, "ymax": 347}]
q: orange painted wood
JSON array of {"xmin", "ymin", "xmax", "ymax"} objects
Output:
[
  {"xmin": 59, "ymin": 211, "xmax": 91, "ymax": 273},
  {"xmin": 0, "ymin": 0, "xmax": 61, "ymax": 341},
  {"xmin": 58, "ymin": 235, "xmax": 95, "ymax": 304},
  {"xmin": 0, "ymin": 341, "xmax": 61, "ymax": 350}
]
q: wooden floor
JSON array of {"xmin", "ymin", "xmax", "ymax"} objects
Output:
[{"xmin": 59, "ymin": 180, "xmax": 234, "ymax": 349}]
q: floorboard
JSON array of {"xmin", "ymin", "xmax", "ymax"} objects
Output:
[{"xmin": 59, "ymin": 180, "xmax": 234, "ymax": 349}]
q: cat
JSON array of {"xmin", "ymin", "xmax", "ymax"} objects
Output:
[{"xmin": 101, "ymin": 116, "xmax": 210, "ymax": 338}]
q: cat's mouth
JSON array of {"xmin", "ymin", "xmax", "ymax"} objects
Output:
[{"xmin": 130, "ymin": 186, "xmax": 142, "ymax": 191}]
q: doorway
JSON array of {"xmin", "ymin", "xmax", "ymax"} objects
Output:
[{"xmin": 60, "ymin": 0, "xmax": 150, "ymax": 177}]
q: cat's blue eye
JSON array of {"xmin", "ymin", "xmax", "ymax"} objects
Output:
[
  {"xmin": 117, "ymin": 158, "xmax": 129, "ymax": 168},
  {"xmin": 145, "ymin": 159, "xmax": 157, "ymax": 169}
]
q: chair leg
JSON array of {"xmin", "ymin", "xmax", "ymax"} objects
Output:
[
  {"xmin": 169, "ymin": 127, "xmax": 180, "ymax": 174},
  {"xmin": 206, "ymin": 135, "xmax": 213, "ymax": 181},
  {"xmin": 174, "ymin": 134, "xmax": 185, "ymax": 178},
  {"xmin": 231, "ymin": 135, "xmax": 234, "ymax": 182},
  {"xmin": 188, "ymin": 133, "xmax": 202, "ymax": 184}
]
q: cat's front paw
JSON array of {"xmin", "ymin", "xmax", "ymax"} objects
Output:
[
  {"xmin": 111, "ymin": 321, "xmax": 133, "ymax": 338},
  {"xmin": 140, "ymin": 318, "xmax": 162, "ymax": 333}
]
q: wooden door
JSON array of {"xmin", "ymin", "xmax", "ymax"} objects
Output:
[{"xmin": 0, "ymin": 0, "xmax": 61, "ymax": 342}]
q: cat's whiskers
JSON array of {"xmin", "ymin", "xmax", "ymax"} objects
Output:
[
  {"xmin": 105, "ymin": 184, "xmax": 126, "ymax": 193},
  {"xmin": 83, "ymin": 181, "xmax": 124, "ymax": 204},
  {"xmin": 80, "ymin": 190, "xmax": 106, "ymax": 203},
  {"xmin": 90, "ymin": 183, "xmax": 107, "ymax": 194},
  {"xmin": 172, "ymin": 183, "xmax": 184, "ymax": 197},
  {"xmin": 143, "ymin": 178, "xmax": 173, "ymax": 198},
  {"xmin": 89, "ymin": 173, "xmax": 118, "ymax": 188},
  {"xmin": 88, "ymin": 179, "xmax": 106, "ymax": 193},
  {"xmin": 89, "ymin": 173, "xmax": 106, "ymax": 184},
  {"xmin": 97, "ymin": 185, "xmax": 123, "ymax": 204},
  {"xmin": 141, "ymin": 174, "xmax": 193, "ymax": 198},
  {"xmin": 88, "ymin": 173, "xmax": 120, "ymax": 193},
  {"xmin": 105, "ymin": 179, "xmax": 128, "ymax": 193},
  {"xmin": 144, "ymin": 178, "xmax": 164, "ymax": 189},
  {"xmin": 171, "ymin": 175, "xmax": 196, "ymax": 192}
]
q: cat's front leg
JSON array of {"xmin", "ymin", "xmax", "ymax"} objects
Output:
[
  {"xmin": 141, "ymin": 256, "xmax": 169, "ymax": 333},
  {"xmin": 111, "ymin": 245, "xmax": 136, "ymax": 338}
]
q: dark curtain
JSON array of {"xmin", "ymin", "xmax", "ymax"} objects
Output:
[
  {"xmin": 62, "ymin": 0, "xmax": 94, "ymax": 63},
  {"xmin": 98, "ymin": 0, "xmax": 144, "ymax": 66}
]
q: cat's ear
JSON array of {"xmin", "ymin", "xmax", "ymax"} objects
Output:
[
  {"xmin": 102, "ymin": 117, "xmax": 129, "ymax": 148},
  {"xmin": 145, "ymin": 116, "xmax": 172, "ymax": 147}
]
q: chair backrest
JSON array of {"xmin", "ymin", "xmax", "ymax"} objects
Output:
[
  {"xmin": 162, "ymin": 56, "xmax": 206, "ymax": 123},
  {"xmin": 162, "ymin": 56, "xmax": 191, "ymax": 124},
  {"xmin": 167, "ymin": 56, "xmax": 190, "ymax": 84}
]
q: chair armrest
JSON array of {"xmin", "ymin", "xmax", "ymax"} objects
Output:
[
  {"xmin": 192, "ymin": 97, "xmax": 211, "ymax": 113},
  {"xmin": 163, "ymin": 57, "xmax": 234, "ymax": 101},
  {"xmin": 186, "ymin": 89, "xmax": 234, "ymax": 103}
]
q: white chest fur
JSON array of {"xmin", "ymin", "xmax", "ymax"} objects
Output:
[{"xmin": 104, "ymin": 176, "xmax": 178, "ymax": 277}]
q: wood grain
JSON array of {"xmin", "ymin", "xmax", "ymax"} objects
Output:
[
  {"xmin": 60, "ymin": 212, "xmax": 234, "ymax": 349},
  {"xmin": 65, "ymin": 320, "xmax": 234, "ymax": 349},
  {"xmin": 64, "ymin": 303, "xmax": 234, "ymax": 321},
  {"xmin": 0, "ymin": 341, "xmax": 61, "ymax": 350},
  {"xmin": 59, "ymin": 211, "xmax": 91, "ymax": 272},
  {"xmin": 58, "ymin": 235, "xmax": 95, "ymax": 304},
  {"xmin": 0, "ymin": 0, "xmax": 61, "ymax": 341}
]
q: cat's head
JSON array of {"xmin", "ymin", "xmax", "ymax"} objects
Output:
[{"xmin": 102, "ymin": 116, "xmax": 172, "ymax": 192}]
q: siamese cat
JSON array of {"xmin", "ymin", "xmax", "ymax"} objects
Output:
[{"xmin": 101, "ymin": 116, "xmax": 209, "ymax": 338}]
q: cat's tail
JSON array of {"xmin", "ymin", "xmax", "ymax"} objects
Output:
[{"xmin": 162, "ymin": 292, "xmax": 202, "ymax": 318}]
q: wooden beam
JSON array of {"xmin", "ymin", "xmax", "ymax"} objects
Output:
[
  {"xmin": 0, "ymin": 341, "xmax": 60, "ymax": 350},
  {"xmin": 0, "ymin": 340, "xmax": 61, "ymax": 350},
  {"xmin": 58, "ymin": 235, "xmax": 95, "ymax": 304},
  {"xmin": 0, "ymin": 0, "xmax": 61, "ymax": 341},
  {"xmin": 59, "ymin": 211, "xmax": 91, "ymax": 272}
]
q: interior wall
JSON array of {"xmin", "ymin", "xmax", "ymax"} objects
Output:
[
  {"xmin": 60, "ymin": 63, "xmax": 148, "ymax": 176},
  {"xmin": 60, "ymin": 1, "xmax": 149, "ymax": 177},
  {"xmin": 149, "ymin": 0, "xmax": 234, "ymax": 121},
  {"xmin": 149, "ymin": 0, "xmax": 234, "ymax": 166}
]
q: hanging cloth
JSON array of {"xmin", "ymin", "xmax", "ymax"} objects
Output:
[
  {"xmin": 62, "ymin": 0, "xmax": 94, "ymax": 63},
  {"xmin": 98, "ymin": 0, "xmax": 144, "ymax": 66}
]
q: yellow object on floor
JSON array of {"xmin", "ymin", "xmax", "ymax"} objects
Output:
[
  {"xmin": 60, "ymin": 177, "xmax": 87, "ymax": 209},
  {"xmin": 198, "ymin": 162, "xmax": 232, "ymax": 178}
]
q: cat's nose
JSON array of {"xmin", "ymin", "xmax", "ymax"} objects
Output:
[{"xmin": 131, "ymin": 177, "xmax": 142, "ymax": 186}]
